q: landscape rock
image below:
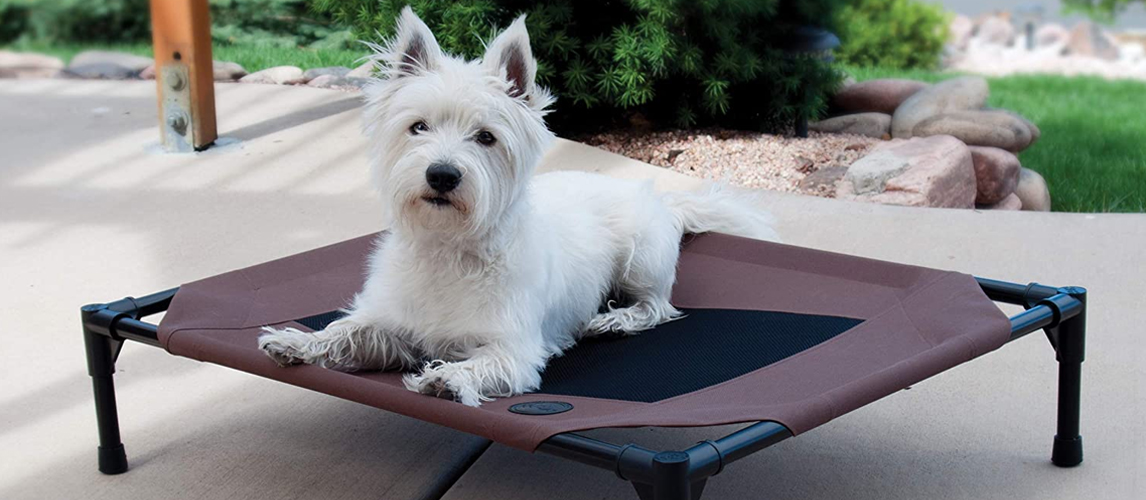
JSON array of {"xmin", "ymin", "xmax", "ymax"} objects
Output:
[
  {"xmin": 140, "ymin": 60, "xmax": 247, "ymax": 81},
  {"xmin": 967, "ymin": 146, "xmax": 1021, "ymax": 204},
  {"xmin": 891, "ymin": 76, "xmax": 989, "ymax": 138},
  {"xmin": 1121, "ymin": 42, "xmax": 1146, "ymax": 63},
  {"xmin": 913, "ymin": 110, "xmax": 1033, "ymax": 152},
  {"xmin": 214, "ymin": 61, "xmax": 247, "ymax": 81},
  {"xmin": 950, "ymin": 15, "xmax": 975, "ymax": 50},
  {"xmin": 832, "ymin": 79, "xmax": 928, "ymax": 114},
  {"xmin": 978, "ymin": 193, "xmax": 1022, "ymax": 211},
  {"xmin": 1014, "ymin": 168, "xmax": 1052, "ymax": 211},
  {"xmin": 64, "ymin": 50, "xmax": 153, "ymax": 80},
  {"xmin": 71, "ymin": 50, "xmax": 152, "ymax": 71},
  {"xmin": 303, "ymin": 66, "xmax": 351, "ymax": 82},
  {"xmin": 1066, "ymin": 21, "xmax": 1119, "ymax": 61},
  {"xmin": 837, "ymin": 135, "xmax": 976, "ymax": 208},
  {"xmin": 798, "ymin": 165, "xmax": 848, "ymax": 195},
  {"xmin": 62, "ymin": 63, "xmax": 139, "ymax": 80},
  {"xmin": 347, "ymin": 61, "xmax": 376, "ymax": 79},
  {"xmin": 988, "ymin": 108, "xmax": 1041, "ymax": 146},
  {"xmin": 307, "ymin": 74, "xmax": 341, "ymax": 88},
  {"xmin": 0, "ymin": 51, "xmax": 64, "ymax": 78},
  {"xmin": 976, "ymin": 16, "xmax": 1016, "ymax": 46},
  {"xmin": 341, "ymin": 77, "xmax": 371, "ymax": 89},
  {"xmin": 307, "ymin": 75, "xmax": 371, "ymax": 89},
  {"xmin": 239, "ymin": 65, "xmax": 304, "ymax": 84},
  {"xmin": 1035, "ymin": 23, "xmax": 1070, "ymax": 48},
  {"xmin": 809, "ymin": 113, "xmax": 892, "ymax": 138}
]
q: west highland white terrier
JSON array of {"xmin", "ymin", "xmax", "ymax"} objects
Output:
[{"xmin": 258, "ymin": 7, "xmax": 780, "ymax": 406}]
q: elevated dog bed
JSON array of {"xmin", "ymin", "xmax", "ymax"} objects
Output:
[{"xmin": 82, "ymin": 232, "xmax": 1088, "ymax": 500}]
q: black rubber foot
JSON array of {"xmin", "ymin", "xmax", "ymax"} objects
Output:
[
  {"xmin": 98, "ymin": 444, "xmax": 129, "ymax": 474},
  {"xmin": 1052, "ymin": 435, "xmax": 1083, "ymax": 467}
]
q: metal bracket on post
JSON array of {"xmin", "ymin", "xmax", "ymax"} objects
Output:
[
  {"xmin": 150, "ymin": 0, "xmax": 217, "ymax": 152},
  {"xmin": 159, "ymin": 63, "xmax": 194, "ymax": 152}
]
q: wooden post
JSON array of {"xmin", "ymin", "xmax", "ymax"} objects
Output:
[{"xmin": 150, "ymin": 0, "xmax": 217, "ymax": 151}]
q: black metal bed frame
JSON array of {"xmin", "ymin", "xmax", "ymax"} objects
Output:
[{"xmin": 80, "ymin": 277, "xmax": 1087, "ymax": 500}]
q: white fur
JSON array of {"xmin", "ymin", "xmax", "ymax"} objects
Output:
[{"xmin": 259, "ymin": 7, "xmax": 779, "ymax": 406}]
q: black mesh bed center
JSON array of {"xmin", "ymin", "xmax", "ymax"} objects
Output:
[{"xmin": 296, "ymin": 308, "xmax": 863, "ymax": 403}]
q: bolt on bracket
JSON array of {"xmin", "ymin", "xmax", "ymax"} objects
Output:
[{"xmin": 158, "ymin": 62, "xmax": 195, "ymax": 153}]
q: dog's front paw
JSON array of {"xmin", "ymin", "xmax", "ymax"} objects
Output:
[
  {"xmin": 403, "ymin": 361, "xmax": 484, "ymax": 407},
  {"xmin": 258, "ymin": 327, "xmax": 310, "ymax": 367}
]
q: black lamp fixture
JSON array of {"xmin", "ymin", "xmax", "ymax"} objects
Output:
[{"xmin": 782, "ymin": 26, "xmax": 841, "ymax": 138}]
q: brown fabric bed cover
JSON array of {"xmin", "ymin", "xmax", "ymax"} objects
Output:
[{"xmin": 158, "ymin": 232, "xmax": 1011, "ymax": 451}]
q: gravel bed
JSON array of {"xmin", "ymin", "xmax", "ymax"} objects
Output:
[{"xmin": 578, "ymin": 129, "xmax": 880, "ymax": 197}]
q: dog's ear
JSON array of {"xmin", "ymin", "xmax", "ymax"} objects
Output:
[
  {"xmin": 387, "ymin": 6, "xmax": 442, "ymax": 77},
  {"xmin": 482, "ymin": 15, "xmax": 538, "ymax": 102}
]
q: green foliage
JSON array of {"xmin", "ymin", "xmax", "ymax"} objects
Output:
[
  {"xmin": 1063, "ymin": 0, "xmax": 1144, "ymax": 22},
  {"xmin": 309, "ymin": 0, "xmax": 848, "ymax": 132},
  {"xmin": 834, "ymin": 0, "xmax": 949, "ymax": 70},
  {"xmin": 0, "ymin": 0, "xmax": 151, "ymax": 44},
  {"xmin": 209, "ymin": 0, "xmax": 351, "ymax": 49},
  {"xmin": 0, "ymin": 2, "xmax": 28, "ymax": 43},
  {"xmin": 0, "ymin": 0, "xmax": 350, "ymax": 49}
]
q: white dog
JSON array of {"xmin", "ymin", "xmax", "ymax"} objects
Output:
[{"xmin": 258, "ymin": 7, "xmax": 779, "ymax": 406}]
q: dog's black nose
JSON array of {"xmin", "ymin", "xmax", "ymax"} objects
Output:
[{"xmin": 426, "ymin": 162, "xmax": 462, "ymax": 193}]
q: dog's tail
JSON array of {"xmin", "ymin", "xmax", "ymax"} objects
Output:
[{"xmin": 661, "ymin": 183, "xmax": 781, "ymax": 242}]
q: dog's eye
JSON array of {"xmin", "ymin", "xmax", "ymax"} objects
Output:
[
  {"xmin": 409, "ymin": 121, "xmax": 429, "ymax": 135},
  {"xmin": 475, "ymin": 130, "xmax": 496, "ymax": 146}
]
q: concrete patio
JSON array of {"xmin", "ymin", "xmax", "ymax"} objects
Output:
[{"xmin": 1, "ymin": 79, "xmax": 1142, "ymax": 500}]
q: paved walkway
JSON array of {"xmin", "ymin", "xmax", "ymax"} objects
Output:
[{"xmin": 1, "ymin": 80, "xmax": 1142, "ymax": 500}]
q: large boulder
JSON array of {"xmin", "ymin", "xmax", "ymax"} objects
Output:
[
  {"xmin": 1035, "ymin": 23, "xmax": 1070, "ymax": 48},
  {"xmin": 831, "ymin": 79, "xmax": 928, "ymax": 115},
  {"xmin": 1121, "ymin": 42, "xmax": 1146, "ymax": 63},
  {"xmin": 1014, "ymin": 168, "xmax": 1052, "ymax": 211},
  {"xmin": 347, "ymin": 61, "xmax": 376, "ymax": 79},
  {"xmin": 891, "ymin": 76, "xmax": 989, "ymax": 138},
  {"xmin": 967, "ymin": 146, "xmax": 1021, "ymax": 204},
  {"xmin": 303, "ymin": 66, "xmax": 351, "ymax": 82},
  {"xmin": 239, "ymin": 65, "xmax": 304, "ymax": 84},
  {"xmin": 0, "ymin": 50, "xmax": 64, "ymax": 78},
  {"xmin": 214, "ymin": 61, "xmax": 248, "ymax": 81},
  {"xmin": 979, "ymin": 193, "xmax": 1022, "ymax": 211},
  {"xmin": 798, "ymin": 165, "xmax": 848, "ymax": 196},
  {"xmin": 913, "ymin": 110, "xmax": 1034, "ymax": 152},
  {"xmin": 1066, "ymin": 21, "xmax": 1119, "ymax": 61},
  {"xmin": 64, "ymin": 50, "xmax": 152, "ymax": 79},
  {"xmin": 950, "ymin": 15, "xmax": 975, "ymax": 50},
  {"xmin": 987, "ymin": 108, "xmax": 1041, "ymax": 146},
  {"xmin": 308, "ymin": 74, "xmax": 371, "ymax": 89},
  {"xmin": 809, "ymin": 113, "xmax": 892, "ymax": 138},
  {"xmin": 139, "ymin": 60, "xmax": 246, "ymax": 81},
  {"xmin": 307, "ymin": 74, "xmax": 341, "ymax": 88},
  {"xmin": 837, "ymin": 135, "xmax": 976, "ymax": 208},
  {"xmin": 976, "ymin": 16, "xmax": 1016, "ymax": 46}
]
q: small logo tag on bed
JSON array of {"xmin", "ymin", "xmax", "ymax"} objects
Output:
[{"xmin": 509, "ymin": 401, "xmax": 573, "ymax": 415}]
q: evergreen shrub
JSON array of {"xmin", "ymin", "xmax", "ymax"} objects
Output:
[{"xmin": 310, "ymin": 0, "xmax": 848, "ymax": 132}]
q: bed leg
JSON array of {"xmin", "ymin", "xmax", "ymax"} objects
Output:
[
  {"xmin": 1051, "ymin": 287, "xmax": 1086, "ymax": 468},
  {"xmin": 631, "ymin": 452, "xmax": 708, "ymax": 500},
  {"xmin": 83, "ymin": 317, "xmax": 129, "ymax": 475}
]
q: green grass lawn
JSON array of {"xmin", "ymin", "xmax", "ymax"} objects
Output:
[
  {"xmin": 847, "ymin": 66, "xmax": 1146, "ymax": 213},
  {"xmin": 2, "ymin": 40, "xmax": 369, "ymax": 73}
]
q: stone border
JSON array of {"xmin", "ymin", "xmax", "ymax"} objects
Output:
[
  {"xmin": 816, "ymin": 76, "xmax": 1050, "ymax": 211},
  {"xmin": 0, "ymin": 49, "xmax": 376, "ymax": 91}
]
